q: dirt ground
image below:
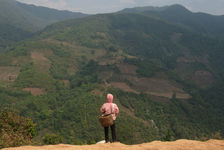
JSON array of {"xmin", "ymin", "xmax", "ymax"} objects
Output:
[{"xmin": 3, "ymin": 140, "xmax": 224, "ymax": 150}]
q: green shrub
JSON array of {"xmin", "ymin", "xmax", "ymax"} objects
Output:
[
  {"xmin": 163, "ymin": 129, "xmax": 175, "ymax": 141},
  {"xmin": 0, "ymin": 109, "xmax": 36, "ymax": 148},
  {"xmin": 42, "ymin": 134, "xmax": 62, "ymax": 145}
]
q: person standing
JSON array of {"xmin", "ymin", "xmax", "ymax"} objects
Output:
[{"xmin": 100, "ymin": 93, "xmax": 119, "ymax": 143}]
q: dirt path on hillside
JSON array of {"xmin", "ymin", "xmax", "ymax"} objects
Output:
[{"xmin": 3, "ymin": 139, "xmax": 224, "ymax": 150}]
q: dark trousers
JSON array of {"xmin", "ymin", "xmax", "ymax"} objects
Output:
[{"xmin": 104, "ymin": 122, "xmax": 116, "ymax": 142}]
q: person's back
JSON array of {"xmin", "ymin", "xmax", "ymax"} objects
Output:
[{"xmin": 100, "ymin": 93, "xmax": 119, "ymax": 143}]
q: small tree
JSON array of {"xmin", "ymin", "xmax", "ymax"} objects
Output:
[
  {"xmin": 0, "ymin": 109, "xmax": 36, "ymax": 148},
  {"xmin": 164, "ymin": 129, "xmax": 175, "ymax": 141},
  {"xmin": 211, "ymin": 131, "xmax": 223, "ymax": 140},
  {"xmin": 42, "ymin": 134, "xmax": 62, "ymax": 145}
]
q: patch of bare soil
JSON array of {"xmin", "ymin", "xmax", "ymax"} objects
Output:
[
  {"xmin": 128, "ymin": 76, "xmax": 191, "ymax": 99},
  {"xmin": 0, "ymin": 66, "xmax": 20, "ymax": 82},
  {"xmin": 176, "ymin": 54, "xmax": 212, "ymax": 86},
  {"xmin": 3, "ymin": 140, "xmax": 224, "ymax": 150},
  {"xmin": 23, "ymin": 88, "xmax": 45, "ymax": 96},
  {"xmin": 111, "ymin": 82, "xmax": 139, "ymax": 94},
  {"xmin": 31, "ymin": 51, "xmax": 51, "ymax": 72},
  {"xmin": 31, "ymin": 52, "xmax": 48, "ymax": 61},
  {"xmin": 193, "ymin": 70, "xmax": 215, "ymax": 88},
  {"xmin": 117, "ymin": 63, "xmax": 137, "ymax": 75}
]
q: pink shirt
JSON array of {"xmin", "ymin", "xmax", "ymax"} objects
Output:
[{"xmin": 100, "ymin": 103, "xmax": 119, "ymax": 120}]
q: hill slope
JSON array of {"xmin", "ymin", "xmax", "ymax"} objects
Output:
[
  {"xmin": 0, "ymin": 4, "xmax": 223, "ymax": 145},
  {"xmin": 3, "ymin": 140, "xmax": 224, "ymax": 150},
  {"xmin": 0, "ymin": 0, "xmax": 87, "ymax": 31},
  {"xmin": 0, "ymin": 0, "xmax": 87, "ymax": 52}
]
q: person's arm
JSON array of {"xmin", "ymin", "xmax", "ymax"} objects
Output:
[
  {"xmin": 114, "ymin": 104, "xmax": 119, "ymax": 114},
  {"xmin": 100, "ymin": 104, "xmax": 106, "ymax": 114}
]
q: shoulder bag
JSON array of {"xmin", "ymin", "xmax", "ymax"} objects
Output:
[{"xmin": 99, "ymin": 104, "xmax": 114, "ymax": 127}]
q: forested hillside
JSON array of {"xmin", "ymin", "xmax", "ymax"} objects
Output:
[
  {"xmin": 120, "ymin": 4, "xmax": 224, "ymax": 38},
  {"xmin": 0, "ymin": 0, "xmax": 87, "ymax": 52},
  {"xmin": 0, "ymin": 4, "xmax": 223, "ymax": 147}
]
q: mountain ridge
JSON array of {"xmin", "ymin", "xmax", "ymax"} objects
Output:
[
  {"xmin": 0, "ymin": 0, "xmax": 88, "ymax": 52},
  {"xmin": 120, "ymin": 4, "xmax": 224, "ymax": 38}
]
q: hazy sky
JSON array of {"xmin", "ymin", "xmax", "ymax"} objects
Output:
[{"xmin": 16, "ymin": 0, "xmax": 224, "ymax": 15}]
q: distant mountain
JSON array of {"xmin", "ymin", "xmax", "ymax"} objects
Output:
[
  {"xmin": 16, "ymin": 2, "xmax": 88, "ymax": 27},
  {"xmin": 0, "ymin": 4, "xmax": 224, "ymax": 145},
  {"xmin": 0, "ymin": 0, "xmax": 87, "ymax": 52},
  {"xmin": 120, "ymin": 4, "xmax": 224, "ymax": 38},
  {"xmin": 120, "ymin": 4, "xmax": 191, "ymax": 14},
  {"xmin": 119, "ymin": 5, "xmax": 169, "ymax": 13}
]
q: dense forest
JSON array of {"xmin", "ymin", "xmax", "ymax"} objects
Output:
[{"xmin": 0, "ymin": 2, "xmax": 223, "ymax": 148}]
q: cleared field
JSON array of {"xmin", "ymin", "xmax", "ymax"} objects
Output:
[
  {"xmin": 23, "ymin": 88, "xmax": 45, "ymax": 96},
  {"xmin": 31, "ymin": 51, "xmax": 51, "ymax": 72},
  {"xmin": 128, "ymin": 76, "xmax": 191, "ymax": 99},
  {"xmin": 0, "ymin": 66, "xmax": 20, "ymax": 82},
  {"xmin": 111, "ymin": 82, "xmax": 139, "ymax": 94},
  {"xmin": 109, "ymin": 72, "xmax": 191, "ymax": 99},
  {"xmin": 117, "ymin": 63, "xmax": 137, "ymax": 75},
  {"xmin": 193, "ymin": 70, "xmax": 214, "ymax": 88}
]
